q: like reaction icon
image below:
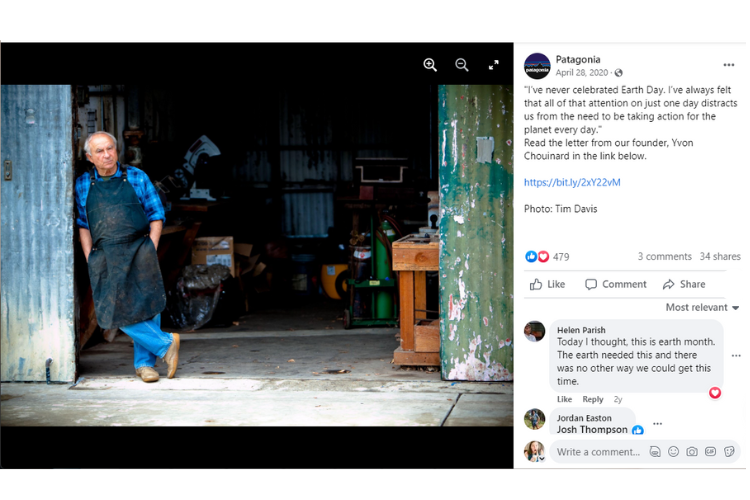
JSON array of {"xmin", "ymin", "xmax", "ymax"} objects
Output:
[{"xmin": 538, "ymin": 250, "xmax": 549, "ymax": 263}]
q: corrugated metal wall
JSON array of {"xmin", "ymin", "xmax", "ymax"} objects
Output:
[
  {"xmin": 278, "ymin": 91, "xmax": 342, "ymax": 186},
  {"xmin": 282, "ymin": 191, "xmax": 334, "ymax": 238},
  {"xmin": 237, "ymin": 150, "xmax": 273, "ymax": 183},
  {"xmin": 438, "ymin": 84, "xmax": 514, "ymax": 381},
  {"xmin": 1, "ymin": 85, "xmax": 77, "ymax": 382},
  {"xmin": 124, "ymin": 86, "xmax": 428, "ymax": 237}
]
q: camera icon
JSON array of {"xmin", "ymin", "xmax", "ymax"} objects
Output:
[
  {"xmin": 705, "ymin": 447, "xmax": 716, "ymax": 456},
  {"xmin": 687, "ymin": 447, "xmax": 698, "ymax": 457}
]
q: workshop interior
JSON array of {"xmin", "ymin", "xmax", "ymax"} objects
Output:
[{"xmin": 73, "ymin": 84, "xmax": 445, "ymax": 365}]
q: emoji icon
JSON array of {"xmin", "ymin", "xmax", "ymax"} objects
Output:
[
  {"xmin": 668, "ymin": 446, "xmax": 679, "ymax": 457},
  {"xmin": 708, "ymin": 387, "xmax": 722, "ymax": 400}
]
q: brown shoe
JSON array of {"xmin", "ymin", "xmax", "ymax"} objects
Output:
[
  {"xmin": 163, "ymin": 333, "xmax": 180, "ymax": 379},
  {"xmin": 136, "ymin": 366, "xmax": 159, "ymax": 383}
]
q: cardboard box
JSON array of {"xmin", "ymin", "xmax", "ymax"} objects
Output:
[
  {"xmin": 192, "ymin": 236, "xmax": 235, "ymax": 277},
  {"xmin": 234, "ymin": 243, "xmax": 260, "ymax": 276}
]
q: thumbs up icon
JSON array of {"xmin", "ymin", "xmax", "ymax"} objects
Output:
[{"xmin": 530, "ymin": 279, "xmax": 543, "ymax": 291}]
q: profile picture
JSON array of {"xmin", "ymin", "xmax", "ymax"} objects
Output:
[
  {"xmin": 524, "ymin": 408, "xmax": 546, "ymax": 430},
  {"xmin": 524, "ymin": 321, "xmax": 546, "ymax": 342},
  {"xmin": 524, "ymin": 441, "xmax": 546, "ymax": 463}
]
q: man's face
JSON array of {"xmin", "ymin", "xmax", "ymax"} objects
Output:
[{"xmin": 86, "ymin": 134, "xmax": 118, "ymax": 172}]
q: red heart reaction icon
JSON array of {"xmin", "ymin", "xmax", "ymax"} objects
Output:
[
  {"xmin": 538, "ymin": 251, "xmax": 549, "ymax": 263},
  {"xmin": 708, "ymin": 387, "xmax": 722, "ymax": 400}
]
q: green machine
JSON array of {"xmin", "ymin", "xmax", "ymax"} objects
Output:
[{"xmin": 343, "ymin": 214, "xmax": 398, "ymax": 329}]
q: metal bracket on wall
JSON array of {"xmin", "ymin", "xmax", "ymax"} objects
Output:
[{"xmin": 3, "ymin": 160, "xmax": 11, "ymax": 181}]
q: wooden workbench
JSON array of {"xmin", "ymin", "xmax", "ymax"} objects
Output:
[{"xmin": 392, "ymin": 234, "xmax": 440, "ymax": 366}]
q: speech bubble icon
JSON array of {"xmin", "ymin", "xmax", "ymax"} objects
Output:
[{"xmin": 585, "ymin": 279, "xmax": 597, "ymax": 290}]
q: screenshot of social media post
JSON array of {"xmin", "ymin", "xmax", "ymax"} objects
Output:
[
  {"xmin": 514, "ymin": 43, "xmax": 746, "ymax": 468},
  {"xmin": 0, "ymin": 43, "xmax": 518, "ymax": 468}
]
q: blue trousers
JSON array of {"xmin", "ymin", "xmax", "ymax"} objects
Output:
[{"xmin": 119, "ymin": 314, "xmax": 174, "ymax": 370}]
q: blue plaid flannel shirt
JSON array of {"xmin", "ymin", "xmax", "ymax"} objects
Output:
[{"xmin": 75, "ymin": 162, "xmax": 165, "ymax": 229}]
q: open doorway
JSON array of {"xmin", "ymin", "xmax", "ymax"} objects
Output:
[{"xmin": 73, "ymin": 83, "xmax": 442, "ymax": 382}]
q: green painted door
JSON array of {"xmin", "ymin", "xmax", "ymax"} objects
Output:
[{"xmin": 438, "ymin": 85, "xmax": 513, "ymax": 381}]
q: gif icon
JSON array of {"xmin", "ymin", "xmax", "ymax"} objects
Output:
[{"xmin": 705, "ymin": 447, "xmax": 717, "ymax": 457}]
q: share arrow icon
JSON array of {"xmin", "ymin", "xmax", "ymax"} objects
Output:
[{"xmin": 663, "ymin": 279, "xmax": 675, "ymax": 290}]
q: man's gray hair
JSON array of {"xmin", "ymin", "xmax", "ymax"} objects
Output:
[{"xmin": 84, "ymin": 131, "xmax": 118, "ymax": 155}]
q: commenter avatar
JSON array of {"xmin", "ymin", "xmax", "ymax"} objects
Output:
[
  {"xmin": 525, "ymin": 441, "xmax": 546, "ymax": 462},
  {"xmin": 524, "ymin": 321, "xmax": 546, "ymax": 342},
  {"xmin": 524, "ymin": 408, "xmax": 546, "ymax": 430}
]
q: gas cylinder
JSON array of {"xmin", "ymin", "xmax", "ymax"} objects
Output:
[{"xmin": 374, "ymin": 219, "xmax": 397, "ymax": 318}]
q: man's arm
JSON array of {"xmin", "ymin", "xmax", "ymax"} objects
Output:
[
  {"xmin": 79, "ymin": 228, "xmax": 93, "ymax": 262},
  {"xmin": 149, "ymin": 220, "xmax": 163, "ymax": 251},
  {"xmin": 132, "ymin": 167, "xmax": 165, "ymax": 250}
]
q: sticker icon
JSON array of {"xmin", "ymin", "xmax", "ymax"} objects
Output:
[
  {"xmin": 525, "ymin": 251, "xmax": 538, "ymax": 263},
  {"xmin": 724, "ymin": 446, "xmax": 735, "ymax": 457},
  {"xmin": 708, "ymin": 387, "xmax": 722, "ymax": 400},
  {"xmin": 538, "ymin": 251, "xmax": 549, "ymax": 263}
]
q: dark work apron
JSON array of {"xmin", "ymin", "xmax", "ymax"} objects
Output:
[{"xmin": 86, "ymin": 165, "xmax": 166, "ymax": 329}]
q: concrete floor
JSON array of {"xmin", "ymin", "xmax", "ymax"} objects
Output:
[
  {"xmin": 2, "ymin": 300, "xmax": 513, "ymax": 427},
  {"xmin": 82, "ymin": 328, "xmax": 434, "ymax": 381}
]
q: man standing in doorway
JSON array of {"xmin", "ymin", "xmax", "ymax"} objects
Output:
[{"xmin": 75, "ymin": 131, "xmax": 180, "ymax": 383}]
